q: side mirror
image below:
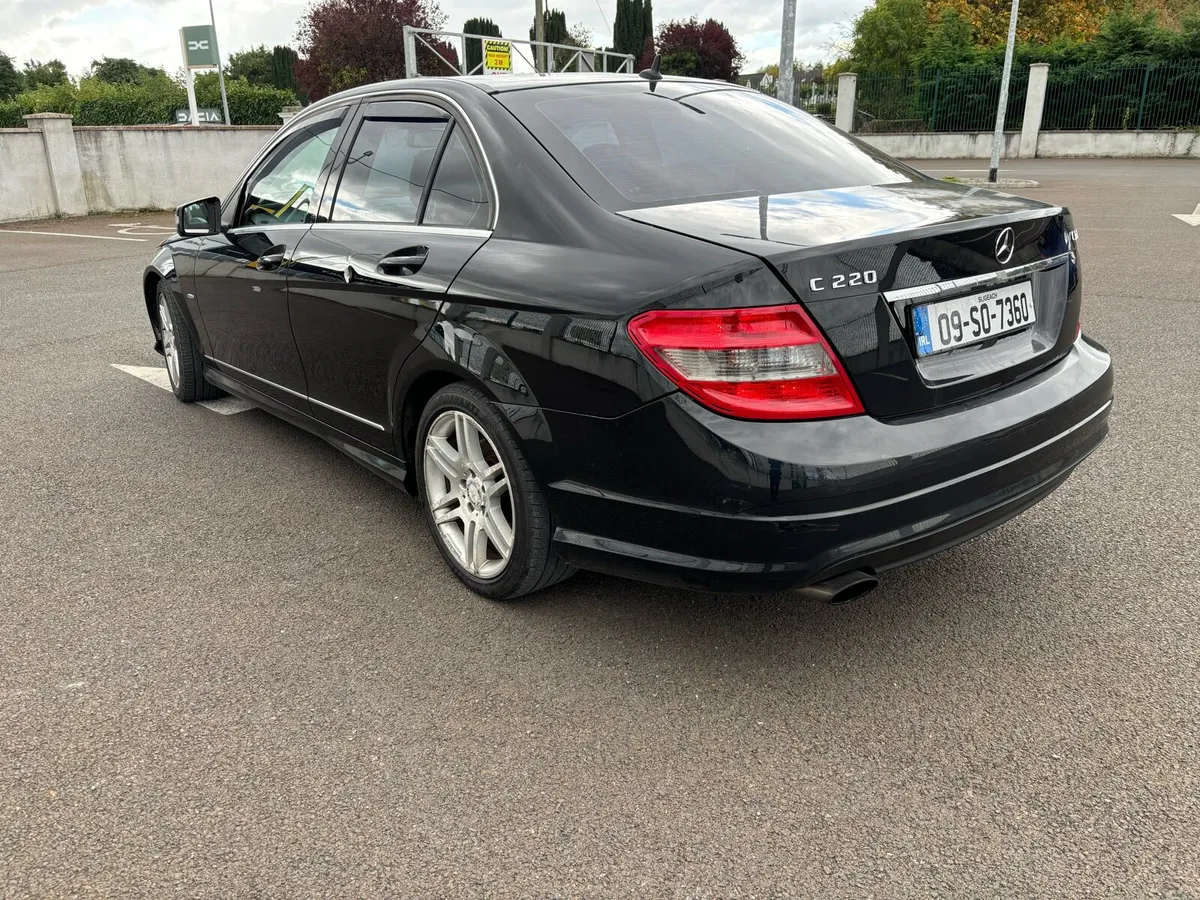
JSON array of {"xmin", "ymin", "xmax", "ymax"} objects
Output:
[{"xmin": 175, "ymin": 197, "xmax": 222, "ymax": 237}]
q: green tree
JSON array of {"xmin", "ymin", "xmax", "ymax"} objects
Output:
[
  {"xmin": 1091, "ymin": 5, "xmax": 1162, "ymax": 60},
  {"xmin": 845, "ymin": 0, "xmax": 929, "ymax": 74},
  {"xmin": 0, "ymin": 52, "xmax": 24, "ymax": 100},
  {"xmin": 915, "ymin": 8, "xmax": 980, "ymax": 69},
  {"xmin": 228, "ymin": 45, "xmax": 274, "ymax": 85},
  {"xmin": 463, "ymin": 17, "xmax": 502, "ymax": 74},
  {"xmin": 23, "ymin": 59, "xmax": 68, "ymax": 89},
  {"xmin": 88, "ymin": 57, "xmax": 166, "ymax": 84}
]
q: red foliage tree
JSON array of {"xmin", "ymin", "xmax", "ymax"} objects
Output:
[
  {"xmin": 295, "ymin": 0, "xmax": 459, "ymax": 101},
  {"xmin": 655, "ymin": 17, "xmax": 744, "ymax": 82}
]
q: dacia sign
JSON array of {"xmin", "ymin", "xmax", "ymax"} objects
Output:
[
  {"xmin": 175, "ymin": 108, "xmax": 223, "ymax": 124},
  {"xmin": 180, "ymin": 25, "xmax": 219, "ymax": 69}
]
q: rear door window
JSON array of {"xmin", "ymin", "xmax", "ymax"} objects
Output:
[
  {"xmin": 498, "ymin": 85, "xmax": 915, "ymax": 210},
  {"xmin": 331, "ymin": 115, "xmax": 449, "ymax": 224}
]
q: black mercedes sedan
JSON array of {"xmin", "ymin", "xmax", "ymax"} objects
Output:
[{"xmin": 143, "ymin": 73, "xmax": 1113, "ymax": 602}]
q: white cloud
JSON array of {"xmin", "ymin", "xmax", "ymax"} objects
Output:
[{"xmin": 0, "ymin": 0, "xmax": 868, "ymax": 78}]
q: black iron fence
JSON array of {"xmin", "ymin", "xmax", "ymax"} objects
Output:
[
  {"xmin": 852, "ymin": 63, "xmax": 1200, "ymax": 133},
  {"xmin": 1043, "ymin": 63, "xmax": 1200, "ymax": 130},
  {"xmin": 855, "ymin": 68, "xmax": 1029, "ymax": 133}
]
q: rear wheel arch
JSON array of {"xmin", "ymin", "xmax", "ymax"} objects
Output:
[{"xmin": 400, "ymin": 368, "xmax": 469, "ymax": 493}]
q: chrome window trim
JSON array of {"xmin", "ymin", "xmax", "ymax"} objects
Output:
[
  {"xmin": 883, "ymin": 252, "xmax": 1070, "ymax": 306},
  {"xmin": 225, "ymin": 223, "xmax": 313, "ymax": 236},
  {"xmin": 307, "ymin": 222, "xmax": 490, "ymax": 239},
  {"xmin": 205, "ymin": 357, "xmax": 386, "ymax": 431}
]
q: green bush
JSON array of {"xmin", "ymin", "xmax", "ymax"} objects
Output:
[
  {"xmin": 194, "ymin": 74, "xmax": 298, "ymax": 124},
  {"xmin": 0, "ymin": 99, "xmax": 24, "ymax": 127},
  {"xmin": 74, "ymin": 79, "xmax": 185, "ymax": 125},
  {"xmin": 0, "ymin": 75, "xmax": 296, "ymax": 127}
]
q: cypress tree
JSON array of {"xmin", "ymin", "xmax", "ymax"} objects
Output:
[
  {"xmin": 613, "ymin": 0, "xmax": 631, "ymax": 59},
  {"xmin": 640, "ymin": 0, "xmax": 654, "ymax": 67},
  {"xmin": 464, "ymin": 17, "xmax": 503, "ymax": 74}
]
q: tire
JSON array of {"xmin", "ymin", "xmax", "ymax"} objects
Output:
[
  {"xmin": 416, "ymin": 382, "xmax": 575, "ymax": 600},
  {"xmin": 157, "ymin": 282, "xmax": 219, "ymax": 402}
]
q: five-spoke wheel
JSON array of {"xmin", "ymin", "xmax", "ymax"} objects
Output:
[
  {"xmin": 423, "ymin": 409, "xmax": 515, "ymax": 579},
  {"xmin": 416, "ymin": 383, "xmax": 574, "ymax": 600}
]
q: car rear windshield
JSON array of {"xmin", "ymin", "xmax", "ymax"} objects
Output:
[{"xmin": 498, "ymin": 85, "xmax": 915, "ymax": 210}]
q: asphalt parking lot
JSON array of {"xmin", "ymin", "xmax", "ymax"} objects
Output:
[{"xmin": 2, "ymin": 158, "xmax": 1199, "ymax": 898}]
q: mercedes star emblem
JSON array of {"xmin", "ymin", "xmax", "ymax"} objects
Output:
[{"xmin": 995, "ymin": 226, "xmax": 1016, "ymax": 265}]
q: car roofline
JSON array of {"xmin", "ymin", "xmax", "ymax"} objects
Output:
[{"xmin": 301, "ymin": 74, "xmax": 753, "ymax": 110}]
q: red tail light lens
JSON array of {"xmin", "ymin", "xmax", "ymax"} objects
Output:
[{"xmin": 627, "ymin": 305, "xmax": 864, "ymax": 420}]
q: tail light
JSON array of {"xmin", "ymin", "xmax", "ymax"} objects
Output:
[{"xmin": 627, "ymin": 305, "xmax": 864, "ymax": 421}]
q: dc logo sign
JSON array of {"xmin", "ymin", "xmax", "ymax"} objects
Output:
[{"xmin": 188, "ymin": 40, "xmax": 210, "ymax": 51}]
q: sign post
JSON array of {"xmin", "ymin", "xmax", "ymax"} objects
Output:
[
  {"xmin": 180, "ymin": 24, "xmax": 224, "ymax": 126},
  {"xmin": 483, "ymin": 40, "xmax": 513, "ymax": 75}
]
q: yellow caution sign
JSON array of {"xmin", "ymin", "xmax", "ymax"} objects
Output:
[{"xmin": 484, "ymin": 40, "xmax": 512, "ymax": 74}]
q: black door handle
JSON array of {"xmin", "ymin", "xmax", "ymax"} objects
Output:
[
  {"xmin": 377, "ymin": 246, "xmax": 429, "ymax": 275},
  {"xmin": 257, "ymin": 246, "xmax": 287, "ymax": 271}
]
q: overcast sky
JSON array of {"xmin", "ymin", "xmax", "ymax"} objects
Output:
[{"xmin": 2, "ymin": 0, "xmax": 865, "ymax": 78}]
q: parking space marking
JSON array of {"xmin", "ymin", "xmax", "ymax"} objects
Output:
[
  {"xmin": 111, "ymin": 364, "xmax": 254, "ymax": 415},
  {"xmin": 0, "ymin": 229, "xmax": 147, "ymax": 242},
  {"xmin": 1172, "ymin": 203, "xmax": 1200, "ymax": 226},
  {"xmin": 107, "ymin": 222, "xmax": 174, "ymax": 236}
]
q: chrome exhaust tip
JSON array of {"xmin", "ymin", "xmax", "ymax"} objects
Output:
[{"xmin": 794, "ymin": 570, "xmax": 879, "ymax": 605}]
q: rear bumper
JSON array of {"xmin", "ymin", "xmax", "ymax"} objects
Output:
[{"xmin": 528, "ymin": 337, "xmax": 1113, "ymax": 593}]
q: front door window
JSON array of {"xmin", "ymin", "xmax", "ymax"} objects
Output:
[{"xmin": 241, "ymin": 115, "xmax": 345, "ymax": 227}]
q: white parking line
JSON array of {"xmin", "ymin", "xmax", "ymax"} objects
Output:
[
  {"xmin": 0, "ymin": 229, "xmax": 147, "ymax": 242},
  {"xmin": 1172, "ymin": 203, "xmax": 1200, "ymax": 226},
  {"xmin": 107, "ymin": 222, "xmax": 174, "ymax": 236},
  {"xmin": 111, "ymin": 364, "xmax": 254, "ymax": 415}
]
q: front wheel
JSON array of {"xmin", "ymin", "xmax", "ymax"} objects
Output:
[
  {"xmin": 157, "ymin": 284, "xmax": 219, "ymax": 402},
  {"xmin": 416, "ymin": 383, "xmax": 574, "ymax": 600}
]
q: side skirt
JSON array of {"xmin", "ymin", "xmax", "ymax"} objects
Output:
[{"xmin": 204, "ymin": 368, "xmax": 414, "ymax": 496}]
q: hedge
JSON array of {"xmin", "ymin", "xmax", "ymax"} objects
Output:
[{"xmin": 0, "ymin": 76, "xmax": 296, "ymax": 127}]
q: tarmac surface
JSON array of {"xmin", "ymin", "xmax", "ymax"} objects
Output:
[{"xmin": 1, "ymin": 159, "xmax": 1198, "ymax": 898}]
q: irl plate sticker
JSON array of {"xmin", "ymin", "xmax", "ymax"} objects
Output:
[{"xmin": 913, "ymin": 305, "xmax": 933, "ymax": 357}]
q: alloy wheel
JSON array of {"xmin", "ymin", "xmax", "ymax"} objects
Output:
[
  {"xmin": 423, "ymin": 410, "xmax": 515, "ymax": 579},
  {"xmin": 158, "ymin": 295, "xmax": 180, "ymax": 389}
]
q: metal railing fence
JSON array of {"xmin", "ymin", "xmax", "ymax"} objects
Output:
[
  {"xmin": 854, "ymin": 68, "xmax": 1029, "ymax": 133},
  {"xmin": 1042, "ymin": 63, "xmax": 1200, "ymax": 130}
]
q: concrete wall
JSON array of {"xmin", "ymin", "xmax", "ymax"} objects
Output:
[
  {"xmin": 859, "ymin": 131, "xmax": 1022, "ymax": 160},
  {"xmin": 1036, "ymin": 130, "xmax": 1200, "ymax": 158},
  {"xmin": 857, "ymin": 129, "xmax": 1200, "ymax": 160},
  {"xmin": 0, "ymin": 129, "xmax": 58, "ymax": 222},
  {"xmin": 73, "ymin": 126, "xmax": 276, "ymax": 214},
  {"xmin": 0, "ymin": 122, "xmax": 276, "ymax": 223}
]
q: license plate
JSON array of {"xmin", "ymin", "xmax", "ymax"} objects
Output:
[{"xmin": 912, "ymin": 280, "xmax": 1036, "ymax": 357}]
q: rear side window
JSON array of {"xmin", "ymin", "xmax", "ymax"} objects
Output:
[
  {"xmin": 332, "ymin": 118, "xmax": 448, "ymax": 223},
  {"xmin": 500, "ymin": 87, "xmax": 915, "ymax": 209},
  {"xmin": 424, "ymin": 127, "xmax": 491, "ymax": 229}
]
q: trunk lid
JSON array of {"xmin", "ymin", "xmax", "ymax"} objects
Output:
[{"xmin": 619, "ymin": 180, "xmax": 1080, "ymax": 419}]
